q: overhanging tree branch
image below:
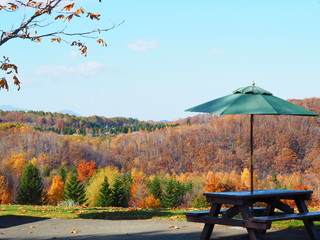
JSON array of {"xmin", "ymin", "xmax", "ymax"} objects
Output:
[{"xmin": 0, "ymin": 0, "xmax": 123, "ymax": 90}]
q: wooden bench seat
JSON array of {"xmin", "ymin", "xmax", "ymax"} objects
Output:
[
  {"xmin": 184, "ymin": 207, "xmax": 267, "ymax": 217},
  {"xmin": 249, "ymin": 212, "xmax": 320, "ymax": 223},
  {"xmin": 184, "ymin": 210, "xmax": 210, "ymax": 217},
  {"xmin": 185, "ymin": 210, "xmax": 320, "ymax": 226}
]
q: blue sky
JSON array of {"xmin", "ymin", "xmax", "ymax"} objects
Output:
[{"xmin": 0, "ymin": 0, "xmax": 320, "ymax": 121}]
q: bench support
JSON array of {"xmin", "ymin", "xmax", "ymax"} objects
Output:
[
  {"xmin": 296, "ymin": 197, "xmax": 320, "ymax": 240},
  {"xmin": 200, "ymin": 204, "xmax": 221, "ymax": 240}
]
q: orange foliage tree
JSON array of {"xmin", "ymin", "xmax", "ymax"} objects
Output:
[
  {"xmin": 0, "ymin": 0, "xmax": 123, "ymax": 90},
  {"xmin": 0, "ymin": 176, "xmax": 13, "ymax": 204},
  {"xmin": 77, "ymin": 160, "xmax": 98, "ymax": 182},
  {"xmin": 48, "ymin": 175, "xmax": 65, "ymax": 205},
  {"xmin": 129, "ymin": 169, "xmax": 148, "ymax": 207},
  {"xmin": 138, "ymin": 195, "xmax": 161, "ymax": 209},
  {"xmin": 204, "ymin": 171, "xmax": 236, "ymax": 193},
  {"xmin": 283, "ymin": 184, "xmax": 319, "ymax": 207}
]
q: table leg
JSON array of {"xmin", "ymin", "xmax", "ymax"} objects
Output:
[
  {"xmin": 256, "ymin": 201, "xmax": 276, "ymax": 234},
  {"xmin": 240, "ymin": 204, "xmax": 265, "ymax": 240},
  {"xmin": 200, "ymin": 203, "xmax": 221, "ymax": 240},
  {"xmin": 295, "ymin": 197, "xmax": 320, "ymax": 240}
]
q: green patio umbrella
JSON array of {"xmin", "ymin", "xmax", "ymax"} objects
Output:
[{"xmin": 186, "ymin": 83, "xmax": 318, "ymax": 193}]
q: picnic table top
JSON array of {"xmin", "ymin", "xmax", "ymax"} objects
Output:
[{"xmin": 203, "ymin": 189, "xmax": 313, "ymax": 199}]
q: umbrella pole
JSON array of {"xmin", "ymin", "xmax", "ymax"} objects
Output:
[{"xmin": 250, "ymin": 114, "xmax": 254, "ymax": 194}]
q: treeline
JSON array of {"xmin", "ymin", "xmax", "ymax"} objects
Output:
[
  {"xmin": 1, "ymin": 162, "xmax": 318, "ymax": 208},
  {"xmin": 0, "ymin": 98, "xmax": 320, "ymax": 206},
  {"xmin": 0, "ymin": 110, "xmax": 179, "ymax": 136}
]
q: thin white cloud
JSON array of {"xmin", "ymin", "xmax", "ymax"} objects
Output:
[
  {"xmin": 35, "ymin": 61, "xmax": 104, "ymax": 81},
  {"xmin": 209, "ymin": 49, "xmax": 225, "ymax": 55},
  {"xmin": 70, "ymin": 50, "xmax": 81, "ymax": 58},
  {"xmin": 127, "ymin": 40, "xmax": 160, "ymax": 52}
]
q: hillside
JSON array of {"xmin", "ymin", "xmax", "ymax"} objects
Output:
[
  {"xmin": 0, "ymin": 98, "xmax": 319, "ymax": 175},
  {"xmin": 0, "ymin": 97, "xmax": 319, "ymax": 205}
]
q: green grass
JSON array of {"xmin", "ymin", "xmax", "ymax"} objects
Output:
[
  {"xmin": 0, "ymin": 205, "xmax": 186, "ymax": 221},
  {"xmin": 1, "ymin": 205, "xmax": 319, "ymax": 230}
]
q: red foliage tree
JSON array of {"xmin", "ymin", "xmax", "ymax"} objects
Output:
[{"xmin": 77, "ymin": 160, "xmax": 97, "ymax": 182}]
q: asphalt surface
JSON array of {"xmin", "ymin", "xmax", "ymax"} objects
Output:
[{"xmin": 0, "ymin": 215, "xmax": 314, "ymax": 240}]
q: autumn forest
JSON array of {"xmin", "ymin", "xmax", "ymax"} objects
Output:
[{"xmin": 0, "ymin": 98, "xmax": 320, "ymax": 208}]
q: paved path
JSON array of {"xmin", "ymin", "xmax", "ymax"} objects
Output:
[{"xmin": 0, "ymin": 215, "xmax": 313, "ymax": 240}]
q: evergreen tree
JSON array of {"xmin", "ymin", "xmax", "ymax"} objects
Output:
[
  {"xmin": 96, "ymin": 177, "xmax": 112, "ymax": 207},
  {"xmin": 111, "ymin": 175, "xmax": 129, "ymax": 207},
  {"xmin": 148, "ymin": 176, "xmax": 162, "ymax": 200},
  {"xmin": 63, "ymin": 172, "xmax": 87, "ymax": 205},
  {"xmin": 180, "ymin": 181, "xmax": 193, "ymax": 197},
  {"xmin": 43, "ymin": 166, "xmax": 51, "ymax": 177},
  {"xmin": 161, "ymin": 179, "xmax": 189, "ymax": 208},
  {"xmin": 57, "ymin": 165, "xmax": 68, "ymax": 182},
  {"xmin": 161, "ymin": 179, "xmax": 180, "ymax": 208},
  {"xmin": 16, "ymin": 163, "xmax": 47, "ymax": 205}
]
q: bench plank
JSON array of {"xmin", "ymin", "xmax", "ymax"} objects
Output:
[
  {"xmin": 184, "ymin": 207, "xmax": 267, "ymax": 218},
  {"xmin": 249, "ymin": 212, "xmax": 320, "ymax": 223},
  {"xmin": 184, "ymin": 210, "xmax": 210, "ymax": 217}
]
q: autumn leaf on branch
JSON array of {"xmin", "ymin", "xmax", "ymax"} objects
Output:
[
  {"xmin": 0, "ymin": 57, "xmax": 19, "ymax": 90},
  {"xmin": 87, "ymin": 13, "xmax": 101, "ymax": 20},
  {"xmin": 51, "ymin": 38, "xmax": 62, "ymax": 43},
  {"xmin": 13, "ymin": 75, "xmax": 21, "ymax": 91},
  {"xmin": 26, "ymin": 1, "xmax": 37, "ymax": 7},
  {"xmin": 71, "ymin": 41, "xmax": 88, "ymax": 56},
  {"xmin": 97, "ymin": 39, "xmax": 107, "ymax": 47},
  {"xmin": 76, "ymin": 8, "xmax": 85, "ymax": 14},
  {"xmin": 8, "ymin": 3, "xmax": 18, "ymax": 11},
  {"xmin": 55, "ymin": 14, "xmax": 64, "ymax": 20},
  {"xmin": 31, "ymin": 37, "xmax": 42, "ymax": 42},
  {"xmin": 63, "ymin": 3, "xmax": 75, "ymax": 11},
  {"xmin": 0, "ymin": 78, "xmax": 9, "ymax": 90},
  {"xmin": 64, "ymin": 14, "xmax": 74, "ymax": 22}
]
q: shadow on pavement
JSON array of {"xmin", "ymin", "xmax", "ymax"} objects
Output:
[
  {"xmin": 0, "ymin": 216, "xmax": 314, "ymax": 240},
  {"xmin": 79, "ymin": 209, "xmax": 180, "ymax": 220},
  {"xmin": 0, "ymin": 215, "xmax": 49, "ymax": 228},
  {"xmin": 22, "ymin": 229, "xmax": 310, "ymax": 240}
]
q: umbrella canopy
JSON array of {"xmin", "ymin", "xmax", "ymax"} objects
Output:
[
  {"xmin": 186, "ymin": 83, "xmax": 318, "ymax": 193},
  {"xmin": 186, "ymin": 84, "xmax": 318, "ymax": 116}
]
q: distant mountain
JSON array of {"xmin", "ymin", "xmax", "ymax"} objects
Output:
[
  {"xmin": 57, "ymin": 110, "xmax": 82, "ymax": 117},
  {"xmin": 0, "ymin": 105, "xmax": 81, "ymax": 117},
  {"xmin": 0, "ymin": 105, "xmax": 28, "ymax": 112}
]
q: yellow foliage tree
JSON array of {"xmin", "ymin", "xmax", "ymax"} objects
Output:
[
  {"xmin": 4, "ymin": 153, "xmax": 28, "ymax": 176},
  {"xmin": 240, "ymin": 168, "xmax": 258, "ymax": 190},
  {"xmin": 278, "ymin": 172, "xmax": 303, "ymax": 190},
  {"xmin": 14, "ymin": 125, "xmax": 35, "ymax": 134},
  {"xmin": 240, "ymin": 168, "xmax": 251, "ymax": 189},
  {"xmin": 48, "ymin": 175, "xmax": 65, "ymax": 205},
  {"xmin": 85, "ymin": 167, "xmax": 119, "ymax": 206}
]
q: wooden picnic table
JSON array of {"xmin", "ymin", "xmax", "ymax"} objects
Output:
[{"xmin": 185, "ymin": 189, "xmax": 320, "ymax": 240}]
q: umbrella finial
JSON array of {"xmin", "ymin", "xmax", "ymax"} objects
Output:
[{"xmin": 252, "ymin": 81, "xmax": 255, "ymax": 87}]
